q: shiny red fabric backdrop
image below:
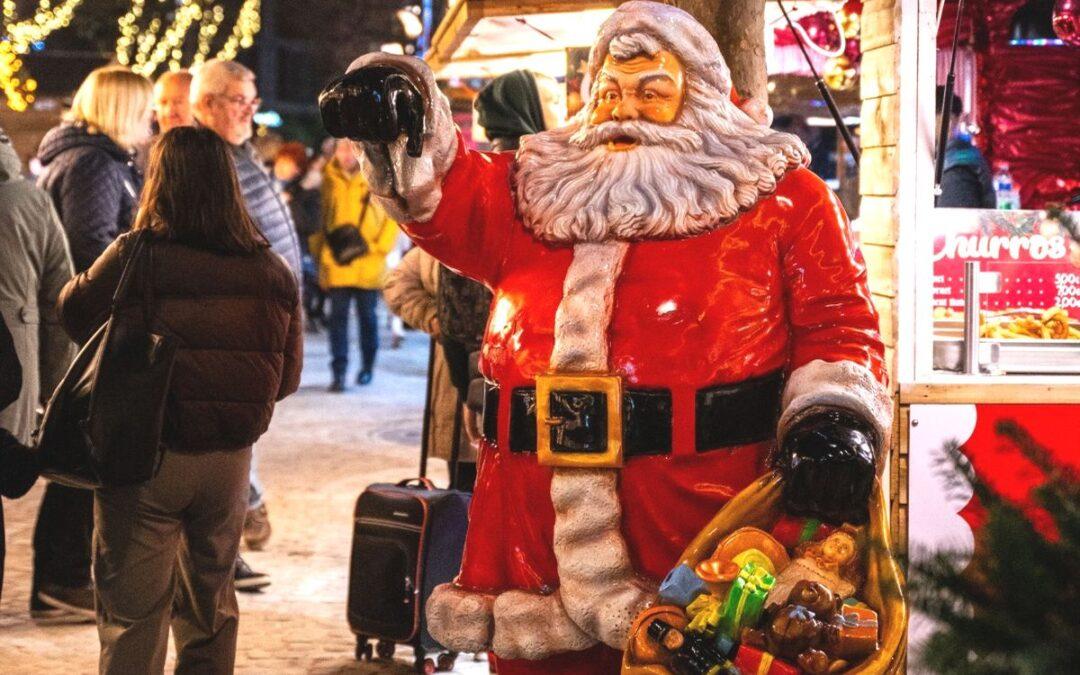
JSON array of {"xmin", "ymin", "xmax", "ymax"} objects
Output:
[{"xmin": 938, "ymin": 0, "xmax": 1080, "ymax": 209}]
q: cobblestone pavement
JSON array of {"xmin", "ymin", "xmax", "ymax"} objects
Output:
[{"xmin": 0, "ymin": 326, "xmax": 489, "ymax": 674}]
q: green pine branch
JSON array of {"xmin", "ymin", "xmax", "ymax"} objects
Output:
[{"xmin": 908, "ymin": 420, "xmax": 1080, "ymax": 674}]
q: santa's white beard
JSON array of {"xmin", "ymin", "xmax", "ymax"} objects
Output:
[{"xmin": 515, "ymin": 84, "xmax": 810, "ymax": 243}]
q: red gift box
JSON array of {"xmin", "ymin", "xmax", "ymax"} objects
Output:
[
  {"xmin": 731, "ymin": 645, "xmax": 799, "ymax": 675},
  {"xmin": 770, "ymin": 516, "xmax": 835, "ymax": 550},
  {"xmin": 832, "ymin": 603, "xmax": 880, "ymax": 659}
]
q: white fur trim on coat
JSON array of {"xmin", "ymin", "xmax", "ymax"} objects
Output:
[
  {"xmin": 492, "ymin": 590, "xmax": 597, "ymax": 660},
  {"xmin": 346, "ymin": 53, "xmax": 458, "ymax": 224},
  {"xmin": 550, "ymin": 241, "xmax": 629, "ymax": 372},
  {"xmin": 427, "ymin": 583, "xmax": 496, "ymax": 654},
  {"xmin": 550, "ymin": 468, "xmax": 658, "ymax": 649},
  {"xmin": 778, "ymin": 359, "xmax": 893, "ymax": 452}
]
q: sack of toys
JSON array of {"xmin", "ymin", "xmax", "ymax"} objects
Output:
[{"xmin": 622, "ymin": 472, "xmax": 906, "ymax": 675}]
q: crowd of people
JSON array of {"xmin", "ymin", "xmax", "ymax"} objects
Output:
[{"xmin": 0, "ymin": 52, "xmax": 556, "ymax": 672}]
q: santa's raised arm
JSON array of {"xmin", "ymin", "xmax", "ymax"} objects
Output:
[{"xmin": 321, "ymin": 2, "xmax": 891, "ymax": 672}]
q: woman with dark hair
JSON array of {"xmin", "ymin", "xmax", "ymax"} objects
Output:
[{"xmin": 56, "ymin": 126, "xmax": 302, "ymax": 673}]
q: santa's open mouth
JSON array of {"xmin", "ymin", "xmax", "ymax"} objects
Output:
[{"xmin": 607, "ymin": 135, "xmax": 639, "ymax": 151}]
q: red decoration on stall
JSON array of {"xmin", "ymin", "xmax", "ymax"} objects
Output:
[
  {"xmin": 936, "ymin": 0, "xmax": 1080, "ymax": 209},
  {"xmin": 952, "ymin": 405, "xmax": 1080, "ymax": 541},
  {"xmin": 1052, "ymin": 0, "xmax": 1080, "ymax": 46}
]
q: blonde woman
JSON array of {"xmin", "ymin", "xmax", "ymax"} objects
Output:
[
  {"xmin": 30, "ymin": 65, "xmax": 152, "ymax": 624},
  {"xmin": 38, "ymin": 65, "xmax": 152, "ymax": 273}
]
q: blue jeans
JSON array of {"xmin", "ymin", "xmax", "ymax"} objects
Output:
[{"xmin": 328, "ymin": 287, "xmax": 379, "ymax": 379}]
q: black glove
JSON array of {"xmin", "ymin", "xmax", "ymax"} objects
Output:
[
  {"xmin": 318, "ymin": 64, "xmax": 426, "ymax": 157},
  {"xmin": 776, "ymin": 409, "xmax": 876, "ymax": 525}
]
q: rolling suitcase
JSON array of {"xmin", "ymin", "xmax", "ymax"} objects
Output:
[{"xmin": 348, "ymin": 339, "xmax": 472, "ymax": 673}]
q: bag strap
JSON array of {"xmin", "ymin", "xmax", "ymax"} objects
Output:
[
  {"xmin": 324, "ymin": 191, "xmax": 372, "ymax": 237},
  {"xmin": 140, "ymin": 237, "xmax": 156, "ymax": 327},
  {"xmin": 110, "ymin": 230, "xmax": 150, "ymax": 311}
]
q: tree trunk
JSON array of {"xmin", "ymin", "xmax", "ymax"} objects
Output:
[{"xmin": 672, "ymin": 0, "xmax": 767, "ymax": 104}]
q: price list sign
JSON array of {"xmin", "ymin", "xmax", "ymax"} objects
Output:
[{"xmin": 932, "ymin": 209, "xmax": 1080, "ymax": 312}]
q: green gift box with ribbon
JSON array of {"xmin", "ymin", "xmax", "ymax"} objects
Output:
[{"xmin": 718, "ymin": 561, "xmax": 775, "ymax": 638}]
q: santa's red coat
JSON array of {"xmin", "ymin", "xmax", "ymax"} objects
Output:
[{"xmin": 402, "ymin": 137, "xmax": 885, "ymax": 673}]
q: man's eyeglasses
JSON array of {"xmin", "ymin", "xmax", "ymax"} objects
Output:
[{"xmin": 215, "ymin": 94, "xmax": 261, "ymax": 111}]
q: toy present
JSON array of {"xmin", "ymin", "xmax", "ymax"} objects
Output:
[
  {"xmin": 622, "ymin": 473, "xmax": 907, "ymax": 675},
  {"xmin": 661, "ymin": 563, "xmax": 710, "ymax": 607},
  {"xmin": 716, "ymin": 562, "xmax": 775, "ymax": 638},
  {"xmin": 770, "ymin": 516, "xmax": 835, "ymax": 549},
  {"xmin": 831, "ymin": 603, "xmax": 880, "ymax": 659},
  {"xmin": 730, "ymin": 645, "xmax": 798, "ymax": 675}
]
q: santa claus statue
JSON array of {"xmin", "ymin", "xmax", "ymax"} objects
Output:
[{"xmin": 320, "ymin": 2, "xmax": 891, "ymax": 673}]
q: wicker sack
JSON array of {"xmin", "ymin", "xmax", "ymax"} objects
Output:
[{"xmin": 622, "ymin": 472, "xmax": 907, "ymax": 674}]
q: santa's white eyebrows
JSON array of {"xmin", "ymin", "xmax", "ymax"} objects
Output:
[
  {"xmin": 598, "ymin": 70, "xmax": 675, "ymax": 88},
  {"xmin": 638, "ymin": 73, "xmax": 676, "ymax": 87}
]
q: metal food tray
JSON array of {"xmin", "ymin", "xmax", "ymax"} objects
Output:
[{"xmin": 934, "ymin": 337, "xmax": 1080, "ymax": 375}]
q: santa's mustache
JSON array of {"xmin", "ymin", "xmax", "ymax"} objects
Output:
[{"xmin": 569, "ymin": 119, "xmax": 703, "ymax": 154}]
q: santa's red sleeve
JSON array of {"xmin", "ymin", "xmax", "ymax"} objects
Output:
[
  {"xmin": 401, "ymin": 132, "xmax": 519, "ymax": 288},
  {"xmin": 775, "ymin": 168, "xmax": 894, "ymax": 453}
]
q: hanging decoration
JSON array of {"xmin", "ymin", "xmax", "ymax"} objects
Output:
[
  {"xmin": 217, "ymin": 0, "xmax": 261, "ymax": 61},
  {"xmin": 192, "ymin": 4, "xmax": 227, "ymax": 67},
  {"xmin": 823, "ymin": 0, "xmax": 862, "ymax": 90},
  {"xmin": 1052, "ymin": 0, "xmax": 1080, "ymax": 46},
  {"xmin": 136, "ymin": 2, "xmax": 201, "ymax": 77},
  {"xmin": 1, "ymin": 0, "xmax": 84, "ymax": 111},
  {"xmin": 769, "ymin": 1, "xmax": 863, "ymax": 89},
  {"xmin": 115, "ymin": 0, "xmax": 261, "ymax": 78}
]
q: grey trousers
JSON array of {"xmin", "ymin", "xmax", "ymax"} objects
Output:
[{"xmin": 94, "ymin": 447, "xmax": 252, "ymax": 675}]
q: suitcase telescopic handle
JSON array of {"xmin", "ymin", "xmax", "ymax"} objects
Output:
[{"xmin": 397, "ymin": 477, "xmax": 435, "ymax": 490}]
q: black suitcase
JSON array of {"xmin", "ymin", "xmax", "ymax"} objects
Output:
[{"xmin": 348, "ymin": 339, "xmax": 472, "ymax": 673}]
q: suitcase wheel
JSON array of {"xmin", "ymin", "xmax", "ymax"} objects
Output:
[
  {"xmin": 417, "ymin": 657, "xmax": 436, "ymax": 674},
  {"xmin": 436, "ymin": 652, "xmax": 458, "ymax": 671},
  {"xmin": 376, "ymin": 639, "xmax": 396, "ymax": 660},
  {"xmin": 355, "ymin": 636, "xmax": 373, "ymax": 661}
]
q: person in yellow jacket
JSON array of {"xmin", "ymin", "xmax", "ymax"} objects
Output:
[{"xmin": 313, "ymin": 140, "xmax": 399, "ymax": 390}]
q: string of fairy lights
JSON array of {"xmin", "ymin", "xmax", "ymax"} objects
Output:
[
  {"xmin": 1, "ymin": 0, "xmax": 262, "ymax": 112},
  {"xmin": 1, "ymin": 0, "xmax": 84, "ymax": 111}
]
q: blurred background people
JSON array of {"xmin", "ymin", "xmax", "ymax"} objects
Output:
[
  {"xmin": 384, "ymin": 247, "xmax": 476, "ymax": 490},
  {"xmin": 1, "ymin": 317, "xmax": 39, "ymax": 606},
  {"xmin": 935, "ymin": 86, "xmax": 995, "ymax": 209},
  {"xmin": 273, "ymin": 142, "xmax": 325, "ymax": 331},
  {"xmin": 474, "ymin": 69, "xmax": 559, "ymax": 152},
  {"xmin": 192, "ymin": 58, "xmax": 303, "ymax": 568},
  {"xmin": 1, "ymin": 124, "xmax": 71, "ymax": 604},
  {"xmin": 31, "ymin": 65, "xmax": 152, "ymax": 622},
  {"xmin": 153, "ymin": 69, "xmax": 194, "ymax": 133},
  {"xmin": 0, "ymin": 125, "xmax": 73, "ymax": 445},
  {"xmin": 315, "ymin": 140, "xmax": 398, "ymax": 391},
  {"xmin": 57, "ymin": 127, "xmax": 301, "ymax": 673},
  {"xmin": 191, "ymin": 59, "xmax": 302, "ymax": 282}
]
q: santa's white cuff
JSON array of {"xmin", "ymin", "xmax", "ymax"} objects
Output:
[
  {"xmin": 346, "ymin": 53, "xmax": 458, "ymax": 223},
  {"xmin": 778, "ymin": 359, "xmax": 894, "ymax": 454}
]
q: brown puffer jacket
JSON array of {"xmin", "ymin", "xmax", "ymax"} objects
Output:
[{"xmin": 57, "ymin": 231, "xmax": 303, "ymax": 452}]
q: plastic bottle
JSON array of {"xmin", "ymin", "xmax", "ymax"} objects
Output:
[{"xmin": 993, "ymin": 163, "xmax": 1021, "ymax": 210}]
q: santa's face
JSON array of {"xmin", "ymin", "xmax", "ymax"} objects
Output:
[{"xmin": 589, "ymin": 50, "xmax": 685, "ymax": 150}]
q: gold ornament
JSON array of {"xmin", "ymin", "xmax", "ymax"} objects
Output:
[{"xmin": 823, "ymin": 55, "xmax": 857, "ymax": 90}]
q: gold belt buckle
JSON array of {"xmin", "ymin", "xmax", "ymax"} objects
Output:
[{"xmin": 535, "ymin": 372, "xmax": 623, "ymax": 469}]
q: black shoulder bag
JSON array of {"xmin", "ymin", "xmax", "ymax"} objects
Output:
[
  {"xmin": 35, "ymin": 231, "xmax": 178, "ymax": 489},
  {"xmin": 325, "ymin": 193, "xmax": 372, "ymax": 265}
]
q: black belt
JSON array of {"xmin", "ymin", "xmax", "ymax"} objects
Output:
[{"xmin": 481, "ymin": 370, "xmax": 784, "ymax": 457}]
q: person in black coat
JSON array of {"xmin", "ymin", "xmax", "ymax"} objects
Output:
[
  {"xmin": 1, "ymin": 314, "xmax": 40, "ymax": 604},
  {"xmin": 935, "ymin": 87, "xmax": 995, "ymax": 209},
  {"xmin": 32, "ymin": 64, "xmax": 153, "ymax": 621}
]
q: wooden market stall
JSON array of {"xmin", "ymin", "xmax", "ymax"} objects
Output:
[{"xmin": 861, "ymin": 0, "xmax": 1080, "ymax": 666}]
